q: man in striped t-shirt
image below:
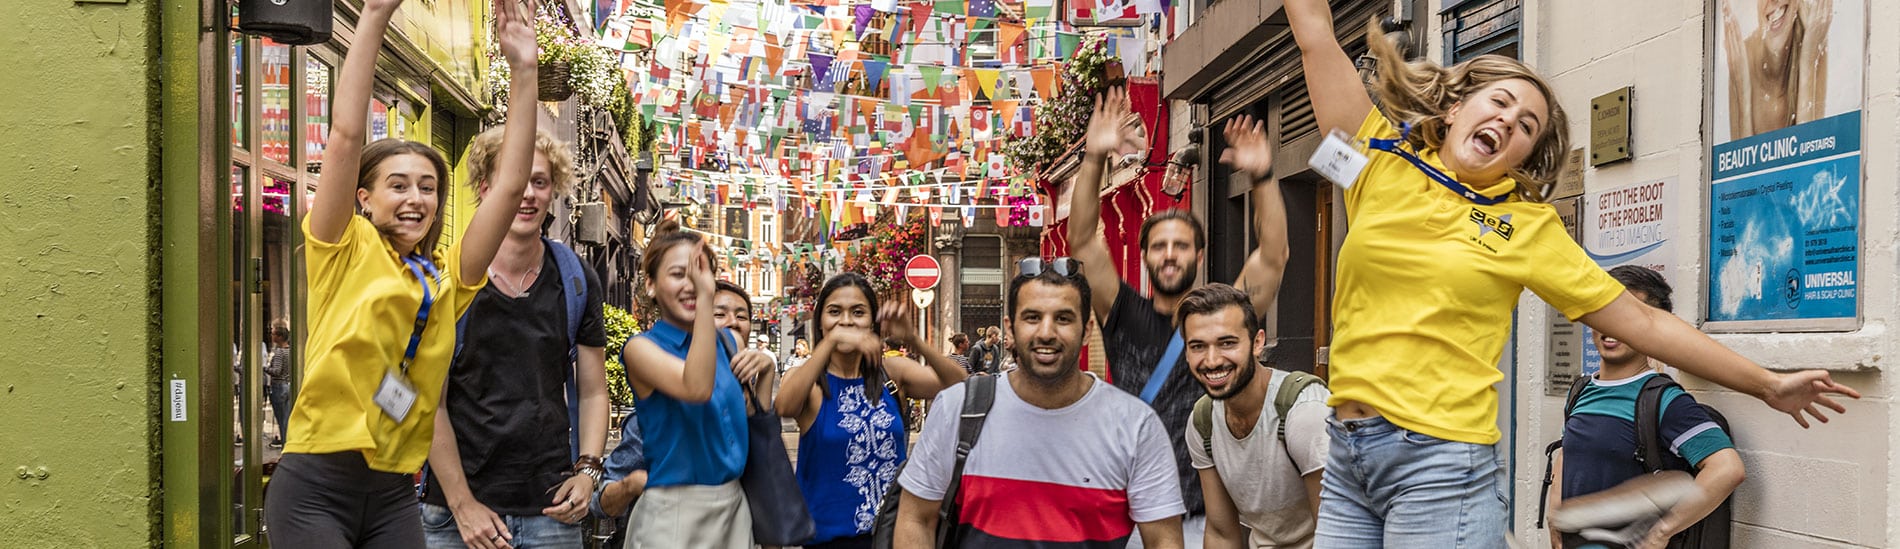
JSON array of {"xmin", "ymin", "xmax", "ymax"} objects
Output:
[{"xmin": 897, "ymin": 260, "xmax": 1186, "ymax": 548}]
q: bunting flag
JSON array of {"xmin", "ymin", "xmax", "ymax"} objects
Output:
[{"xmin": 615, "ymin": 0, "xmax": 1145, "ymax": 245}]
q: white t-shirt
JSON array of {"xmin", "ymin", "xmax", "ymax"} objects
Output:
[
  {"xmin": 899, "ymin": 372, "xmax": 1186, "ymax": 548},
  {"xmin": 1185, "ymin": 369, "xmax": 1331, "ymax": 548}
]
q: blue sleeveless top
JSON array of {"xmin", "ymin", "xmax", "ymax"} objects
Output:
[
  {"xmin": 630, "ymin": 320, "xmax": 748, "ymax": 488},
  {"xmin": 796, "ymin": 371, "xmax": 907, "ymax": 542}
]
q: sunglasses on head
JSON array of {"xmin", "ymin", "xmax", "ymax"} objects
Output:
[{"xmin": 1017, "ymin": 257, "xmax": 1083, "ymax": 279}]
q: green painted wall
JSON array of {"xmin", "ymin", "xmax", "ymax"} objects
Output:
[{"xmin": 0, "ymin": 0, "xmax": 160, "ymax": 547}]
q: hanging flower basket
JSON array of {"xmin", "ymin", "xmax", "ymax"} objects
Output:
[{"xmin": 537, "ymin": 60, "xmax": 574, "ymax": 102}]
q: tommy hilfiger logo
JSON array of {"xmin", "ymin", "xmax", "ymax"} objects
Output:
[{"xmin": 1469, "ymin": 209, "xmax": 1514, "ymax": 251}]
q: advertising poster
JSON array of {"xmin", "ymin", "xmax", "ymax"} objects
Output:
[
  {"xmin": 1709, "ymin": 0, "xmax": 1863, "ymax": 328},
  {"xmin": 1577, "ymin": 178, "xmax": 1679, "ymax": 379}
]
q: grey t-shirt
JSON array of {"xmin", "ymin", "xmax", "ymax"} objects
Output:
[{"xmin": 1186, "ymin": 369, "xmax": 1331, "ymax": 548}]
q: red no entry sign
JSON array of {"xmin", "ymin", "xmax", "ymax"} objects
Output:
[{"xmin": 905, "ymin": 255, "xmax": 941, "ymax": 289}]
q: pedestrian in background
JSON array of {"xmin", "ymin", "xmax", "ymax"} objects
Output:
[
  {"xmin": 947, "ymin": 332, "xmax": 973, "ymax": 374},
  {"xmin": 263, "ymin": 319, "xmax": 293, "ymax": 448}
]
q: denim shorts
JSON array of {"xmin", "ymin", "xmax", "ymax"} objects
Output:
[{"xmin": 1313, "ymin": 415, "xmax": 1508, "ymax": 549}]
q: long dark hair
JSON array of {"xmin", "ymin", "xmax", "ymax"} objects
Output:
[{"xmin": 811, "ymin": 272, "xmax": 890, "ymax": 408}]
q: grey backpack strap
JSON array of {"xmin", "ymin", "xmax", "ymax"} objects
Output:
[{"xmin": 936, "ymin": 375, "xmax": 997, "ymax": 546}]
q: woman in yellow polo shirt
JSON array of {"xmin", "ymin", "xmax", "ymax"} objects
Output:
[
  {"xmin": 1283, "ymin": 1, "xmax": 1860, "ymax": 547},
  {"xmin": 261, "ymin": 1, "xmax": 542, "ymax": 547}
]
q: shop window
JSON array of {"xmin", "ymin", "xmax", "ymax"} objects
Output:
[
  {"xmin": 370, "ymin": 99, "xmax": 390, "ymax": 142},
  {"xmin": 1442, "ymin": 0, "xmax": 1522, "ymax": 62},
  {"xmin": 231, "ymin": 36, "xmax": 247, "ymax": 149},
  {"xmin": 305, "ymin": 57, "xmax": 331, "ymax": 170},
  {"xmin": 261, "ymin": 39, "xmax": 292, "ymax": 165}
]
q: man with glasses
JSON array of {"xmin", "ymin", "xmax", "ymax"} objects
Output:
[
  {"xmin": 896, "ymin": 259, "xmax": 1186, "ymax": 548},
  {"xmin": 1069, "ymin": 89, "xmax": 1290, "ymax": 545}
]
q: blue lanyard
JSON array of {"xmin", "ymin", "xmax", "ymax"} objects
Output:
[
  {"xmin": 399, "ymin": 254, "xmax": 441, "ymax": 375},
  {"xmin": 1365, "ymin": 123, "xmax": 1509, "ymax": 206}
]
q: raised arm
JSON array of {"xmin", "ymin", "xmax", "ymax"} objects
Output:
[
  {"xmin": 457, "ymin": 0, "xmax": 539, "ymax": 281},
  {"xmin": 1286, "ymin": 0, "xmax": 1374, "ymax": 136},
  {"xmin": 1221, "ymin": 115, "xmax": 1290, "ymax": 317},
  {"xmin": 775, "ymin": 329, "xmax": 845, "ymax": 429},
  {"xmin": 1719, "ymin": 3, "xmax": 1752, "ymax": 140},
  {"xmin": 1068, "ymin": 87, "xmax": 1135, "ymax": 320},
  {"xmin": 880, "ymin": 293, "xmax": 969, "ymax": 399},
  {"xmin": 306, "ymin": 0, "xmax": 403, "ymax": 244},
  {"xmin": 1793, "ymin": 0, "xmax": 1831, "ymax": 124},
  {"xmin": 1577, "ymin": 292, "xmax": 1861, "ymax": 427},
  {"xmin": 623, "ymin": 255, "xmax": 722, "ymax": 402}
]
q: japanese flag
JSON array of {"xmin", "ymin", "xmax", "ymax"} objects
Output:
[{"xmin": 1027, "ymin": 204, "xmax": 1046, "ymax": 227}]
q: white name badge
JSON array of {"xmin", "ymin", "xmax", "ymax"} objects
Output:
[
  {"xmin": 374, "ymin": 370, "xmax": 419, "ymax": 423},
  {"xmin": 1309, "ymin": 129, "xmax": 1370, "ymax": 189}
]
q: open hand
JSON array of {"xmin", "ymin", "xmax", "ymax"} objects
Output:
[
  {"xmin": 1798, "ymin": 0, "xmax": 1833, "ymax": 48},
  {"xmin": 495, "ymin": 0, "xmax": 537, "ymax": 71},
  {"xmin": 1219, "ymin": 114, "xmax": 1275, "ymax": 181},
  {"xmin": 541, "ymin": 474, "xmax": 594, "ymax": 525},
  {"xmin": 688, "ymin": 251, "xmax": 717, "ymax": 296},
  {"xmin": 1083, "ymin": 87, "xmax": 1134, "ymax": 157},
  {"xmin": 1763, "ymin": 369, "xmax": 1859, "ymax": 428},
  {"xmin": 364, "ymin": 0, "xmax": 406, "ymax": 14}
]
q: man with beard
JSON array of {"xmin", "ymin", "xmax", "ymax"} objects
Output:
[
  {"xmin": 1069, "ymin": 88, "xmax": 1290, "ymax": 545},
  {"xmin": 1178, "ymin": 285, "xmax": 1329, "ymax": 548},
  {"xmin": 896, "ymin": 259, "xmax": 1186, "ymax": 548}
]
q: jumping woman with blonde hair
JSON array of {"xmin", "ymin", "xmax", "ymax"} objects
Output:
[
  {"xmin": 262, "ymin": 0, "xmax": 542, "ymax": 547},
  {"xmin": 1284, "ymin": 1, "xmax": 1859, "ymax": 546}
]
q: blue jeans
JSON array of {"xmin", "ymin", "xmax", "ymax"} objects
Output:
[
  {"xmin": 1314, "ymin": 415, "xmax": 1507, "ymax": 549},
  {"xmin": 267, "ymin": 381, "xmax": 291, "ymax": 442},
  {"xmin": 420, "ymin": 502, "xmax": 582, "ymax": 549}
]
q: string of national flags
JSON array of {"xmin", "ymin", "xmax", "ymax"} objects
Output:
[{"xmin": 581, "ymin": 0, "xmax": 1167, "ymax": 245}]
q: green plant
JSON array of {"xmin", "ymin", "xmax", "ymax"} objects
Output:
[
  {"xmin": 1004, "ymin": 35, "xmax": 1112, "ymax": 174},
  {"xmin": 483, "ymin": 11, "xmax": 625, "ymax": 111},
  {"xmin": 602, "ymin": 303, "xmax": 641, "ymax": 406}
]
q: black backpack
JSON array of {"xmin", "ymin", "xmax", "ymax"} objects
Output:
[
  {"xmin": 1539, "ymin": 373, "xmax": 1734, "ymax": 549},
  {"xmin": 871, "ymin": 374, "xmax": 997, "ymax": 549}
]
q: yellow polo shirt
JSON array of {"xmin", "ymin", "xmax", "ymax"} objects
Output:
[
  {"xmin": 285, "ymin": 215, "xmax": 484, "ymax": 473},
  {"xmin": 1328, "ymin": 110, "xmax": 1624, "ymax": 444}
]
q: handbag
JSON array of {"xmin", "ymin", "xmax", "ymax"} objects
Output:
[{"xmin": 729, "ymin": 333, "xmax": 816, "ymax": 545}]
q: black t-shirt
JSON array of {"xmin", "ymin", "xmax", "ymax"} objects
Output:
[
  {"xmin": 423, "ymin": 244, "xmax": 607, "ymax": 515},
  {"xmin": 1102, "ymin": 281, "xmax": 1203, "ymax": 514}
]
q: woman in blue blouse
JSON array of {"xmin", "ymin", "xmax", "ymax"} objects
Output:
[
  {"xmin": 619, "ymin": 229, "xmax": 750, "ymax": 548},
  {"xmin": 776, "ymin": 273, "xmax": 970, "ymax": 548}
]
